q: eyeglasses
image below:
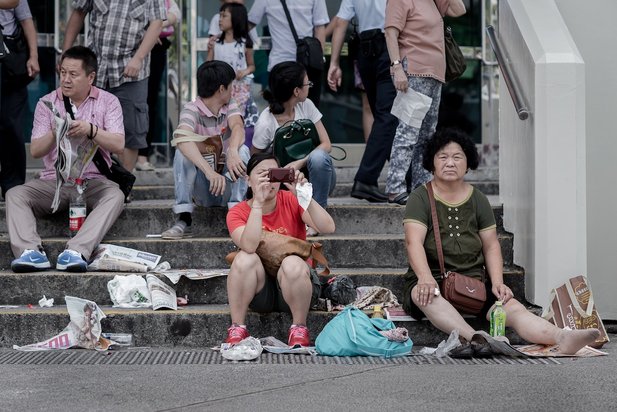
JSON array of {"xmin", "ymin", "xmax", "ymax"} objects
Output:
[{"xmin": 302, "ymin": 81, "xmax": 314, "ymax": 88}]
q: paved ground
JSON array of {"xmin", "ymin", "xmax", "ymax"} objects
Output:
[{"xmin": 0, "ymin": 334, "xmax": 615, "ymax": 412}]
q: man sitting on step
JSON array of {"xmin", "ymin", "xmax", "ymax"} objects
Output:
[
  {"xmin": 5, "ymin": 46, "xmax": 125, "ymax": 273},
  {"xmin": 162, "ymin": 60, "xmax": 250, "ymax": 239}
]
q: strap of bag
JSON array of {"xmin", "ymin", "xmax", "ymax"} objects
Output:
[
  {"xmin": 564, "ymin": 277, "xmax": 595, "ymax": 317},
  {"xmin": 426, "ymin": 181, "xmax": 446, "ymax": 276},
  {"xmin": 62, "ymin": 94, "xmax": 113, "ymax": 179},
  {"xmin": 171, "ymin": 128, "xmax": 216, "ymax": 146},
  {"xmin": 279, "ymin": 0, "xmax": 300, "ymax": 45},
  {"xmin": 310, "ymin": 242, "xmax": 330, "ymax": 276}
]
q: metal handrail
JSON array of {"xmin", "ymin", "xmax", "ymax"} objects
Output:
[{"xmin": 486, "ymin": 25, "xmax": 530, "ymax": 120}]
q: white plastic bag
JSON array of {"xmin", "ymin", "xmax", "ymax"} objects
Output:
[
  {"xmin": 390, "ymin": 89, "xmax": 433, "ymax": 132},
  {"xmin": 107, "ymin": 275, "xmax": 151, "ymax": 308},
  {"xmin": 220, "ymin": 337, "xmax": 263, "ymax": 361}
]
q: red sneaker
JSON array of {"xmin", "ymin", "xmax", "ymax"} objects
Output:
[
  {"xmin": 225, "ymin": 324, "xmax": 249, "ymax": 344},
  {"xmin": 288, "ymin": 325, "xmax": 310, "ymax": 347}
]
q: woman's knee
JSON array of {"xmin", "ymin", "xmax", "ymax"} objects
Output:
[
  {"xmin": 307, "ymin": 148, "xmax": 333, "ymax": 170},
  {"xmin": 278, "ymin": 256, "xmax": 309, "ymax": 283},
  {"xmin": 229, "ymin": 251, "xmax": 262, "ymax": 276}
]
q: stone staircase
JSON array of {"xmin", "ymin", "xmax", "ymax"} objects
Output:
[{"xmin": 0, "ymin": 167, "xmax": 523, "ymax": 348}]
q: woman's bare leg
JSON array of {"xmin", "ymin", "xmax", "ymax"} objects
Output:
[
  {"xmin": 278, "ymin": 256, "xmax": 313, "ymax": 325},
  {"xmin": 227, "ymin": 251, "xmax": 266, "ymax": 325},
  {"xmin": 502, "ymin": 298, "xmax": 600, "ymax": 355},
  {"xmin": 412, "ymin": 286, "xmax": 476, "ymax": 340}
]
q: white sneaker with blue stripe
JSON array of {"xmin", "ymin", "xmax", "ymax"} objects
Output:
[
  {"xmin": 11, "ymin": 249, "xmax": 51, "ymax": 273},
  {"xmin": 56, "ymin": 249, "xmax": 87, "ymax": 272}
]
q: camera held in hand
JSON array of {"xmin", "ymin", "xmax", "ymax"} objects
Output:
[{"xmin": 268, "ymin": 168, "xmax": 295, "ymax": 183}]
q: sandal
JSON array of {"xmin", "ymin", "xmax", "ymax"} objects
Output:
[
  {"xmin": 388, "ymin": 192, "xmax": 409, "ymax": 205},
  {"xmin": 161, "ymin": 221, "xmax": 193, "ymax": 239}
]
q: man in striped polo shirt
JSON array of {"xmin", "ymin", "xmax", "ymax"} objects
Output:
[{"xmin": 162, "ymin": 61, "xmax": 250, "ymax": 239}]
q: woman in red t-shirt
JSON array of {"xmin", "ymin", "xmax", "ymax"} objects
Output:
[{"xmin": 225, "ymin": 153, "xmax": 335, "ymax": 347}]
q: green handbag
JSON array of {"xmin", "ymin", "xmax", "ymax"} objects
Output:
[{"xmin": 272, "ymin": 119, "xmax": 320, "ymax": 167}]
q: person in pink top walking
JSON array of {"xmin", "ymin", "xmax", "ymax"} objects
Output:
[{"xmin": 5, "ymin": 46, "xmax": 126, "ymax": 273}]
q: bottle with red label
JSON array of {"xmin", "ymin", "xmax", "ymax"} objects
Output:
[{"xmin": 69, "ymin": 178, "xmax": 86, "ymax": 237}]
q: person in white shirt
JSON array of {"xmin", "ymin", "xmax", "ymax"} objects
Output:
[
  {"xmin": 251, "ymin": 61, "xmax": 335, "ymax": 212},
  {"xmin": 248, "ymin": 0, "xmax": 328, "ymax": 107}
]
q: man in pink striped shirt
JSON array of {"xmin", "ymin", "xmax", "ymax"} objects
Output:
[
  {"xmin": 162, "ymin": 60, "xmax": 249, "ymax": 239},
  {"xmin": 5, "ymin": 46, "xmax": 126, "ymax": 273}
]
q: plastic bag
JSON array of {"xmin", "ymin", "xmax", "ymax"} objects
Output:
[
  {"xmin": 220, "ymin": 337, "xmax": 263, "ymax": 361},
  {"xmin": 321, "ymin": 276, "xmax": 356, "ymax": 305},
  {"xmin": 418, "ymin": 329, "xmax": 461, "ymax": 358},
  {"xmin": 107, "ymin": 275, "xmax": 151, "ymax": 308}
]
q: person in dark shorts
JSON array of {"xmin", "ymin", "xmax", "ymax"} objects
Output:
[
  {"xmin": 225, "ymin": 153, "xmax": 335, "ymax": 347},
  {"xmin": 402, "ymin": 128, "xmax": 600, "ymax": 355}
]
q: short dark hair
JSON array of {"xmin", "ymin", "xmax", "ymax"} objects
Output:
[
  {"xmin": 245, "ymin": 153, "xmax": 280, "ymax": 199},
  {"xmin": 262, "ymin": 61, "xmax": 306, "ymax": 114},
  {"xmin": 196, "ymin": 60, "xmax": 235, "ymax": 98},
  {"xmin": 422, "ymin": 128, "xmax": 480, "ymax": 172},
  {"xmin": 61, "ymin": 46, "xmax": 98, "ymax": 75}
]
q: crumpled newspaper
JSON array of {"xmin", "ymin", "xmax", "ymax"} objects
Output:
[{"xmin": 14, "ymin": 296, "xmax": 108, "ymax": 351}]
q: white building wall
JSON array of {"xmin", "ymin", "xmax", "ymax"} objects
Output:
[
  {"xmin": 499, "ymin": 0, "xmax": 586, "ymax": 308},
  {"xmin": 555, "ymin": 0, "xmax": 617, "ymax": 319}
]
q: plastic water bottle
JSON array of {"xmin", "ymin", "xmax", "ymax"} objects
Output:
[
  {"xmin": 69, "ymin": 178, "xmax": 86, "ymax": 237},
  {"xmin": 372, "ymin": 304, "xmax": 384, "ymax": 319},
  {"xmin": 490, "ymin": 300, "xmax": 506, "ymax": 337}
]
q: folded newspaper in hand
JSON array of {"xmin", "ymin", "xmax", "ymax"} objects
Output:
[{"xmin": 43, "ymin": 100, "xmax": 98, "ymax": 213}]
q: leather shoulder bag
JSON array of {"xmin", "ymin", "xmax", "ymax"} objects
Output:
[
  {"xmin": 225, "ymin": 230, "xmax": 330, "ymax": 278},
  {"xmin": 427, "ymin": 182, "xmax": 486, "ymax": 314}
]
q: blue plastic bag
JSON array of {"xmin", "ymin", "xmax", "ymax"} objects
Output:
[{"xmin": 315, "ymin": 306, "xmax": 413, "ymax": 358}]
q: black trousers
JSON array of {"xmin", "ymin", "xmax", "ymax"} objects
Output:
[
  {"xmin": 0, "ymin": 76, "xmax": 27, "ymax": 198},
  {"xmin": 139, "ymin": 39, "xmax": 170, "ymax": 158},
  {"xmin": 354, "ymin": 35, "xmax": 399, "ymax": 186},
  {"xmin": 306, "ymin": 66, "xmax": 323, "ymax": 108}
]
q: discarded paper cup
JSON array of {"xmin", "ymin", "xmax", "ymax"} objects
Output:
[{"xmin": 102, "ymin": 333, "xmax": 133, "ymax": 346}]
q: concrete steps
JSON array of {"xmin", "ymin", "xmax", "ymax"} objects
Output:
[
  {"xmin": 1, "ymin": 304, "xmax": 530, "ymax": 348},
  {"xmin": 0, "ymin": 233, "xmax": 514, "ymax": 270},
  {"xmin": 0, "ymin": 201, "xmax": 504, "ymax": 238},
  {"xmin": 0, "ymin": 166, "xmax": 509, "ymax": 348},
  {"xmin": 0, "ymin": 266, "xmax": 525, "ymax": 307}
]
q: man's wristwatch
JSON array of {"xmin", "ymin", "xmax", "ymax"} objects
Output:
[{"xmin": 390, "ymin": 59, "xmax": 401, "ymax": 67}]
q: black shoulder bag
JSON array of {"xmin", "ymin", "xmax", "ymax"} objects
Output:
[
  {"xmin": 1, "ymin": 22, "xmax": 32, "ymax": 88},
  {"xmin": 62, "ymin": 95, "xmax": 136, "ymax": 202},
  {"xmin": 280, "ymin": 0, "xmax": 324, "ymax": 71}
]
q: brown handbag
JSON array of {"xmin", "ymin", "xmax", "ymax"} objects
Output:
[
  {"xmin": 225, "ymin": 230, "xmax": 330, "ymax": 277},
  {"xmin": 427, "ymin": 182, "xmax": 486, "ymax": 314}
]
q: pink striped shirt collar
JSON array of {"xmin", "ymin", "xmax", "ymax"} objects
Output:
[{"xmin": 55, "ymin": 85, "xmax": 101, "ymax": 102}]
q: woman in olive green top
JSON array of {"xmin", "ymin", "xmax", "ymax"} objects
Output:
[{"xmin": 402, "ymin": 129, "xmax": 599, "ymax": 354}]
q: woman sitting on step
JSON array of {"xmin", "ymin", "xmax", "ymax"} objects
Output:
[
  {"xmin": 251, "ymin": 61, "xmax": 336, "ymax": 212},
  {"xmin": 225, "ymin": 153, "xmax": 335, "ymax": 347},
  {"xmin": 402, "ymin": 128, "xmax": 600, "ymax": 355}
]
